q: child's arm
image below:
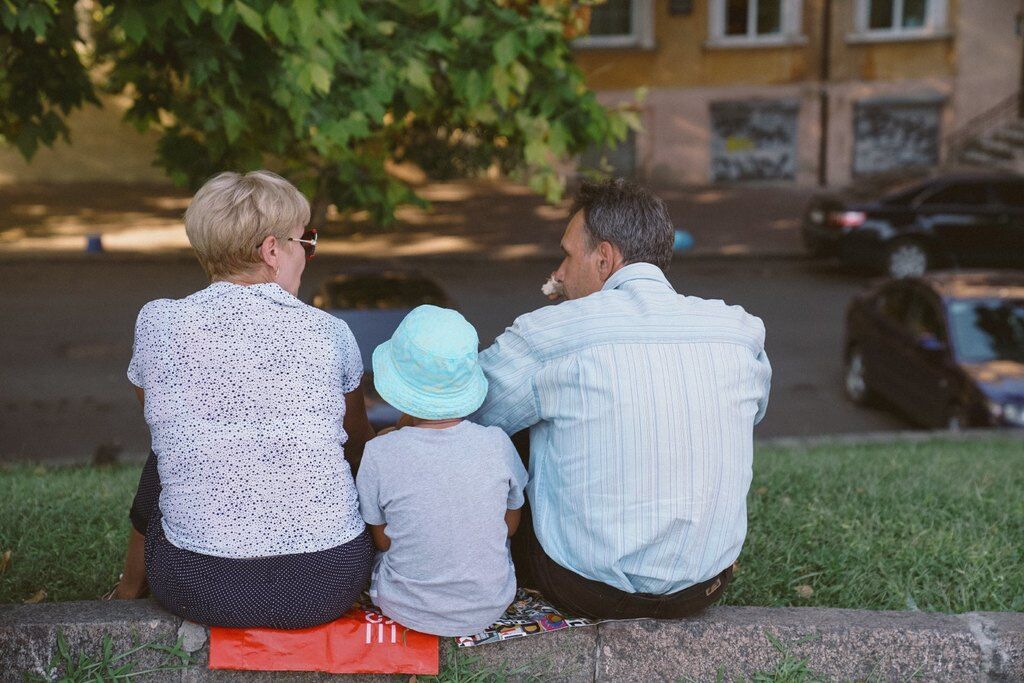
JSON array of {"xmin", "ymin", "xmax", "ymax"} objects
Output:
[
  {"xmin": 504, "ymin": 508, "xmax": 521, "ymax": 537},
  {"xmin": 368, "ymin": 524, "xmax": 391, "ymax": 551}
]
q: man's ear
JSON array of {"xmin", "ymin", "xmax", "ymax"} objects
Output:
[{"xmin": 596, "ymin": 240, "xmax": 623, "ymax": 279}]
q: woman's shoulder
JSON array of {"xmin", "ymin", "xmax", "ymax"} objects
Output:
[{"xmin": 135, "ymin": 297, "xmax": 178, "ymax": 323}]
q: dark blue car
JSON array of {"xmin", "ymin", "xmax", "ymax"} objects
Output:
[
  {"xmin": 311, "ymin": 269, "xmax": 454, "ymax": 430},
  {"xmin": 843, "ymin": 271, "xmax": 1024, "ymax": 430}
]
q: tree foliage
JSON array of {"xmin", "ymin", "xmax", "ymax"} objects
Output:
[{"xmin": 0, "ymin": 0, "xmax": 635, "ymax": 226}]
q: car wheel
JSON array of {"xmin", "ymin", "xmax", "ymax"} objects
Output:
[
  {"xmin": 844, "ymin": 348, "xmax": 873, "ymax": 405},
  {"xmin": 885, "ymin": 240, "xmax": 929, "ymax": 279},
  {"xmin": 945, "ymin": 404, "xmax": 970, "ymax": 432}
]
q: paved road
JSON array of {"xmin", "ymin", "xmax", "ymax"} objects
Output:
[{"xmin": 0, "ymin": 255, "xmax": 910, "ymax": 463}]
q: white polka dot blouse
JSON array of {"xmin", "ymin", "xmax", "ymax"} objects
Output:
[{"xmin": 127, "ymin": 281, "xmax": 366, "ymax": 558}]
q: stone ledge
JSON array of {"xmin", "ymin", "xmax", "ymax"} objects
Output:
[{"xmin": 2, "ymin": 600, "xmax": 1021, "ymax": 681}]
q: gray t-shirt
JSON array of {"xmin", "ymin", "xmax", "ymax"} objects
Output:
[{"xmin": 356, "ymin": 421, "xmax": 528, "ymax": 636}]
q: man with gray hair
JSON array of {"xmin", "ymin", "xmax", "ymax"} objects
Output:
[{"xmin": 473, "ymin": 178, "xmax": 771, "ymax": 619}]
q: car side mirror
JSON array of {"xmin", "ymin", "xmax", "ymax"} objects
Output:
[{"xmin": 917, "ymin": 334, "xmax": 946, "ymax": 354}]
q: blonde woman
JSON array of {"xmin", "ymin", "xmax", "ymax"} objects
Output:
[{"xmin": 108, "ymin": 171, "xmax": 374, "ymax": 629}]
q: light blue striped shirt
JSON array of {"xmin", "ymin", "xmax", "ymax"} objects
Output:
[{"xmin": 473, "ymin": 263, "xmax": 771, "ymax": 594}]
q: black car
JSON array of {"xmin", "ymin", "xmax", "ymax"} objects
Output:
[
  {"xmin": 311, "ymin": 269, "xmax": 454, "ymax": 430},
  {"xmin": 843, "ymin": 271, "xmax": 1024, "ymax": 430},
  {"xmin": 803, "ymin": 173, "xmax": 1024, "ymax": 278}
]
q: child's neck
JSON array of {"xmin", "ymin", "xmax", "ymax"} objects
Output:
[{"xmin": 410, "ymin": 417, "xmax": 464, "ymax": 430}]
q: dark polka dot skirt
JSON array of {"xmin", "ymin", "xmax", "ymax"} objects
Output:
[{"xmin": 131, "ymin": 452, "xmax": 373, "ymax": 629}]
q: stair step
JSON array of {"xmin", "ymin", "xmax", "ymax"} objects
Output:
[
  {"xmin": 991, "ymin": 127, "xmax": 1024, "ymax": 146},
  {"xmin": 970, "ymin": 138, "xmax": 1017, "ymax": 160},
  {"xmin": 1005, "ymin": 119, "xmax": 1024, "ymax": 134},
  {"xmin": 959, "ymin": 149, "xmax": 1015, "ymax": 168}
]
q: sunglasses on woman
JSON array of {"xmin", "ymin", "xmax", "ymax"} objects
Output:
[{"xmin": 288, "ymin": 228, "xmax": 318, "ymax": 260}]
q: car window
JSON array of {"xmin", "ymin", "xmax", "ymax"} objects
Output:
[
  {"xmin": 320, "ymin": 276, "xmax": 449, "ymax": 310},
  {"xmin": 919, "ymin": 183, "xmax": 990, "ymax": 206},
  {"xmin": 991, "ymin": 182, "xmax": 1024, "ymax": 209},
  {"xmin": 947, "ymin": 298, "xmax": 1024, "ymax": 363},
  {"xmin": 903, "ymin": 291, "xmax": 946, "ymax": 342},
  {"xmin": 880, "ymin": 179, "xmax": 929, "ymax": 205}
]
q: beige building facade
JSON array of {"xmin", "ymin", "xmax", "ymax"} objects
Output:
[
  {"xmin": 1, "ymin": 0, "xmax": 1020, "ymax": 187},
  {"xmin": 575, "ymin": 0, "xmax": 1023, "ymax": 186}
]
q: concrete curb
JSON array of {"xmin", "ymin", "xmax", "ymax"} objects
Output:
[
  {"xmin": 756, "ymin": 428, "xmax": 1022, "ymax": 449},
  {"xmin": 2, "ymin": 600, "xmax": 1021, "ymax": 681}
]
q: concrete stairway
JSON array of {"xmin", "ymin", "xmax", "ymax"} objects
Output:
[{"xmin": 958, "ymin": 119, "xmax": 1024, "ymax": 174}]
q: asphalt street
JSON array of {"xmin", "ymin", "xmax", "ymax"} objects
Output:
[{"xmin": 0, "ymin": 254, "xmax": 910, "ymax": 463}]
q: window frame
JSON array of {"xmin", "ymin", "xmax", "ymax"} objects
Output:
[
  {"xmin": 573, "ymin": 0, "xmax": 655, "ymax": 50},
  {"xmin": 707, "ymin": 0, "xmax": 806, "ymax": 48},
  {"xmin": 849, "ymin": 0, "xmax": 949, "ymax": 43}
]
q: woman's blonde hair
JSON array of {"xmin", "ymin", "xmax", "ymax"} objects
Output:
[{"xmin": 184, "ymin": 170, "xmax": 311, "ymax": 280}]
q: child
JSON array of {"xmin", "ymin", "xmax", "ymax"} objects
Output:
[{"xmin": 355, "ymin": 305, "xmax": 529, "ymax": 637}]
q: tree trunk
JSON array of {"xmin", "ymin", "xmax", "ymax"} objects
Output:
[{"xmin": 308, "ymin": 166, "xmax": 334, "ymax": 230}]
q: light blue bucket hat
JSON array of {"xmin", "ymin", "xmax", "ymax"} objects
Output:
[{"xmin": 372, "ymin": 305, "xmax": 488, "ymax": 420}]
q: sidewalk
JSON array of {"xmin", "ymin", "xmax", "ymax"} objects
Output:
[{"xmin": 0, "ymin": 179, "xmax": 813, "ymax": 260}]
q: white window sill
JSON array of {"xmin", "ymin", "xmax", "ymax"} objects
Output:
[
  {"xmin": 574, "ymin": 37, "xmax": 655, "ymax": 50},
  {"xmin": 845, "ymin": 29, "xmax": 952, "ymax": 44},
  {"xmin": 704, "ymin": 34, "xmax": 809, "ymax": 49}
]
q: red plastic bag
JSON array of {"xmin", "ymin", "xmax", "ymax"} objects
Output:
[{"xmin": 208, "ymin": 607, "xmax": 439, "ymax": 675}]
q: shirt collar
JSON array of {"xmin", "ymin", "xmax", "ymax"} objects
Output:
[
  {"xmin": 601, "ymin": 262, "xmax": 673, "ymax": 292},
  {"xmin": 208, "ymin": 281, "xmax": 304, "ymax": 308}
]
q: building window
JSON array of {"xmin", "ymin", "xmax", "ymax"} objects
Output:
[
  {"xmin": 574, "ymin": 0, "xmax": 655, "ymax": 49},
  {"xmin": 852, "ymin": 98, "xmax": 943, "ymax": 177},
  {"xmin": 709, "ymin": 0, "xmax": 805, "ymax": 47},
  {"xmin": 851, "ymin": 0, "xmax": 948, "ymax": 41},
  {"xmin": 710, "ymin": 100, "xmax": 799, "ymax": 182}
]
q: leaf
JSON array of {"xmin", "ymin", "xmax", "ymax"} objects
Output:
[
  {"xmin": 454, "ymin": 15, "xmax": 483, "ymax": 40},
  {"xmin": 196, "ymin": 0, "xmax": 223, "ymax": 11},
  {"xmin": 24, "ymin": 589, "xmax": 47, "ymax": 604},
  {"xmin": 493, "ymin": 32, "xmax": 518, "ymax": 67},
  {"xmin": 491, "ymin": 67, "xmax": 511, "ymax": 108},
  {"xmin": 266, "ymin": 3, "xmax": 290, "ymax": 41},
  {"xmin": 234, "ymin": 1, "xmax": 265, "ymax": 38},
  {"xmin": 404, "ymin": 59, "xmax": 433, "ymax": 94},
  {"xmin": 119, "ymin": 7, "xmax": 147, "ymax": 43},
  {"xmin": 293, "ymin": 0, "xmax": 316, "ymax": 39},
  {"xmin": 509, "ymin": 61, "xmax": 530, "ymax": 95},
  {"xmin": 222, "ymin": 109, "xmax": 244, "ymax": 143},
  {"xmin": 524, "ymin": 139, "xmax": 548, "ymax": 166},
  {"xmin": 376, "ymin": 20, "xmax": 396, "ymax": 36},
  {"xmin": 463, "ymin": 69, "xmax": 485, "ymax": 110},
  {"xmin": 183, "ymin": 1, "xmax": 202, "ymax": 24},
  {"xmin": 794, "ymin": 585, "xmax": 814, "ymax": 599},
  {"xmin": 309, "ymin": 63, "xmax": 332, "ymax": 94},
  {"xmin": 0, "ymin": 549, "xmax": 10, "ymax": 573},
  {"xmin": 211, "ymin": 3, "xmax": 238, "ymax": 41}
]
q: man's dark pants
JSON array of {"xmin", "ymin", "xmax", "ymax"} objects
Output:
[{"xmin": 509, "ymin": 431, "xmax": 733, "ymax": 620}]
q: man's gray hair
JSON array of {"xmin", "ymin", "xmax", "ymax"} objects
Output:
[{"xmin": 571, "ymin": 178, "xmax": 674, "ymax": 271}]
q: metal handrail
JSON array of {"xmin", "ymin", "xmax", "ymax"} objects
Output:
[{"xmin": 945, "ymin": 91, "xmax": 1020, "ymax": 157}]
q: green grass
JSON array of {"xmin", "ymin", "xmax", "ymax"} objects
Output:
[
  {"xmin": 724, "ymin": 436, "xmax": 1024, "ymax": 613},
  {"xmin": 2, "ymin": 437, "xmax": 1022, "ymax": 613}
]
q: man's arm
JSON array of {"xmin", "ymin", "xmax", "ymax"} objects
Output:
[{"xmin": 472, "ymin": 323, "xmax": 542, "ymax": 435}]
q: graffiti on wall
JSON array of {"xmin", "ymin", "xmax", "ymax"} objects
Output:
[
  {"xmin": 710, "ymin": 100, "xmax": 798, "ymax": 182},
  {"xmin": 853, "ymin": 100, "xmax": 941, "ymax": 176}
]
